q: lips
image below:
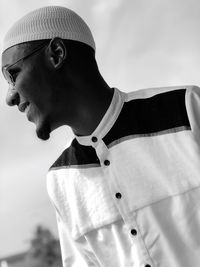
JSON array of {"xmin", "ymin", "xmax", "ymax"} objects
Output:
[{"xmin": 18, "ymin": 102, "xmax": 30, "ymax": 112}]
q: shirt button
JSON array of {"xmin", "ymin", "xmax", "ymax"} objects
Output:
[
  {"xmin": 91, "ymin": 136, "xmax": 98, "ymax": 142},
  {"xmin": 131, "ymin": 229, "xmax": 137, "ymax": 236},
  {"xmin": 115, "ymin": 192, "xmax": 122, "ymax": 199},
  {"xmin": 104, "ymin": 160, "xmax": 110, "ymax": 166}
]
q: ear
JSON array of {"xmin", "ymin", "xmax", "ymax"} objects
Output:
[{"xmin": 47, "ymin": 37, "xmax": 67, "ymax": 69}]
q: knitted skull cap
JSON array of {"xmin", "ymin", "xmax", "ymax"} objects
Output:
[{"xmin": 3, "ymin": 6, "xmax": 95, "ymax": 53}]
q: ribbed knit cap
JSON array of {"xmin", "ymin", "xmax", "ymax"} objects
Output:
[{"xmin": 3, "ymin": 6, "xmax": 95, "ymax": 53}]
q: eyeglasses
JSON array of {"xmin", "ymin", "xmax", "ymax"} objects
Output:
[{"xmin": 2, "ymin": 41, "xmax": 48, "ymax": 87}]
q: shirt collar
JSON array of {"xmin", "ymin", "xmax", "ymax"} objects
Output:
[{"xmin": 75, "ymin": 88, "xmax": 125, "ymax": 146}]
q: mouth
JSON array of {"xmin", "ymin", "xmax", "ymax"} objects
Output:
[{"xmin": 18, "ymin": 102, "xmax": 30, "ymax": 113}]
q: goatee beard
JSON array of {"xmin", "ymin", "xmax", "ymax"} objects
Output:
[{"xmin": 36, "ymin": 122, "xmax": 50, "ymax": 140}]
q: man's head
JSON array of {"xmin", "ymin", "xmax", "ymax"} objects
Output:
[{"xmin": 1, "ymin": 6, "xmax": 97, "ymax": 140}]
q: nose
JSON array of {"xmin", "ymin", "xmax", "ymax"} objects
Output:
[{"xmin": 6, "ymin": 86, "xmax": 20, "ymax": 106}]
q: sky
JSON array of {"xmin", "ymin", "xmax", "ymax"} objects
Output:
[{"xmin": 1, "ymin": 0, "xmax": 200, "ymax": 258}]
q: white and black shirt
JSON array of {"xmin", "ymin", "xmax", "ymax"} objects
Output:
[{"xmin": 47, "ymin": 85, "xmax": 200, "ymax": 267}]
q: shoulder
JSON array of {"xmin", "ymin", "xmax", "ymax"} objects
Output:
[
  {"xmin": 124, "ymin": 84, "xmax": 199, "ymax": 101},
  {"xmin": 104, "ymin": 85, "xmax": 196, "ymax": 146}
]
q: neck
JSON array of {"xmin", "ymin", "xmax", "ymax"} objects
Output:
[
  {"xmin": 52, "ymin": 61, "xmax": 114, "ymax": 136},
  {"xmin": 72, "ymin": 83, "xmax": 114, "ymax": 136}
]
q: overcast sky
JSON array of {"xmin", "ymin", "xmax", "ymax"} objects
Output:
[{"xmin": 1, "ymin": 0, "xmax": 200, "ymax": 258}]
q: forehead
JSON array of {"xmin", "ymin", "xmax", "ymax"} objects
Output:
[{"xmin": 1, "ymin": 44, "xmax": 27, "ymax": 69}]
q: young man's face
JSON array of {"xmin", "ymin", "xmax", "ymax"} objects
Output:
[{"xmin": 1, "ymin": 42, "xmax": 54, "ymax": 140}]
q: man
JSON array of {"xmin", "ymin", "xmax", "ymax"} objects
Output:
[{"xmin": 2, "ymin": 5, "xmax": 200, "ymax": 267}]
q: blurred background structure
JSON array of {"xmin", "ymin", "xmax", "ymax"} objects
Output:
[
  {"xmin": 0, "ymin": 225, "xmax": 62, "ymax": 266},
  {"xmin": 1, "ymin": 0, "xmax": 200, "ymax": 263}
]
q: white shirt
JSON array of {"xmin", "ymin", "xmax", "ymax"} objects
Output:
[{"xmin": 47, "ymin": 85, "xmax": 200, "ymax": 267}]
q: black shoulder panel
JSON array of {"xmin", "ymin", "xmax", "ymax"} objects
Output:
[
  {"xmin": 103, "ymin": 89, "xmax": 190, "ymax": 145},
  {"xmin": 50, "ymin": 138, "xmax": 100, "ymax": 169},
  {"xmin": 50, "ymin": 89, "xmax": 190, "ymax": 169}
]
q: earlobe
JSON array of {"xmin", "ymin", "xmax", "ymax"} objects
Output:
[{"xmin": 48, "ymin": 38, "xmax": 67, "ymax": 69}]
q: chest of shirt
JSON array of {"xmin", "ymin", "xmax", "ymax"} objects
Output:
[{"xmin": 47, "ymin": 128, "xmax": 200, "ymax": 240}]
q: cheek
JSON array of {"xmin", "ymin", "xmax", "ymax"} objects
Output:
[
  {"xmin": 16, "ymin": 69, "xmax": 35, "ymax": 99},
  {"xmin": 17, "ymin": 66, "xmax": 53, "ymax": 109}
]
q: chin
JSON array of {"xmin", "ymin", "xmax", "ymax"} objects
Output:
[
  {"xmin": 36, "ymin": 120, "xmax": 51, "ymax": 141},
  {"xmin": 37, "ymin": 129, "xmax": 50, "ymax": 140}
]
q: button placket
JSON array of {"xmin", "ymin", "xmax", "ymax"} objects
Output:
[
  {"xmin": 92, "ymin": 135, "xmax": 153, "ymax": 267},
  {"xmin": 94, "ymin": 139, "xmax": 111, "ymax": 168}
]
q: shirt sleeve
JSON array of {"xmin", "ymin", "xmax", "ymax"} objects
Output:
[
  {"xmin": 186, "ymin": 85, "xmax": 200, "ymax": 143},
  {"xmin": 56, "ymin": 212, "xmax": 100, "ymax": 267}
]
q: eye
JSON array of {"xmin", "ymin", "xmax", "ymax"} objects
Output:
[{"xmin": 9, "ymin": 70, "xmax": 19, "ymax": 83}]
